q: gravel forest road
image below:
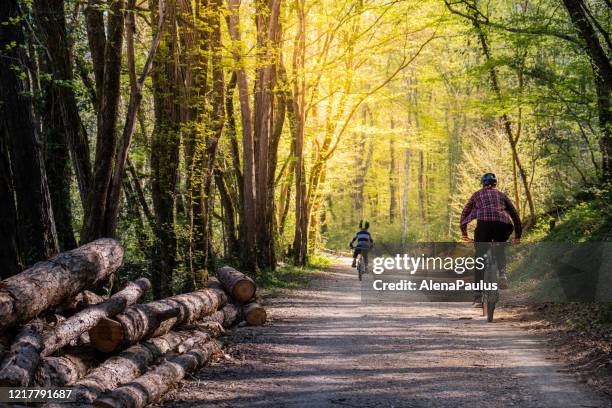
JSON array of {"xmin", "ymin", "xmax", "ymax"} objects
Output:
[{"xmin": 161, "ymin": 257, "xmax": 610, "ymax": 408}]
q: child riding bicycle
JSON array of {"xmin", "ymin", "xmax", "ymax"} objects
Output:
[{"xmin": 350, "ymin": 220, "xmax": 374, "ymax": 268}]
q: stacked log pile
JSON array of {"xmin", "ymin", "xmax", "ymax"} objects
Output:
[{"xmin": 0, "ymin": 239, "xmax": 267, "ymax": 407}]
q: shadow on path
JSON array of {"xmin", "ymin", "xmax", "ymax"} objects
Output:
[{"xmin": 161, "ymin": 258, "xmax": 610, "ymax": 408}]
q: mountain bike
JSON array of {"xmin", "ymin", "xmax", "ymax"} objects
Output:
[
  {"xmin": 356, "ymin": 251, "xmax": 367, "ymax": 281},
  {"xmin": 481, "ymin": 242, "xmax": 501, "ymax": 323},
  {"xmin": 352, "ymin": 248, "xmax": 369, "ymax": 281}
]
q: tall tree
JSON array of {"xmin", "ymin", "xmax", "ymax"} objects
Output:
[
  {"xmin": 150, "ymin": 0, "xmax": 181, "ymax": 298},
  {"xmin": 32, "ymin": 0, "xmax": 93, "ymax": 211},
  {"xmin": 561, "ymin": 0, "xmax": 612, "ymax": 181},
  {"xmin": 389, "ymin": 118, "xmax": 397, "ymax": 223},
  {"xmin": 226, "ymin": 0, "xmax": 257, "ymax": 272},
  {"xmin": 253, "ymin": 0, "xmax": 282, "ymax": 270},
  {"xmin": 0, "ymin": 0, "xmax": 58, "ymax": 265},
  {"xmin": 195, "ymin": 0, "xmax": 226, "ymax": 285},
  {"xmin": 0, "ymin": 135, "xmax": 20, "ymax": 278},
  {"xmin": 81, "ymin": 0, "xmax": 125, "ymax": 242}
]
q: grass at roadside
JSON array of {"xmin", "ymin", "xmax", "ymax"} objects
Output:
[{"xmin": 254, "ymin": 253, "xmax": 333, "ymax": 293}]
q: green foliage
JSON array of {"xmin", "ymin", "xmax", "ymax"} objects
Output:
[{"xmin": 538, "ymin": 187, "xmax": 612, "ymax": 242}]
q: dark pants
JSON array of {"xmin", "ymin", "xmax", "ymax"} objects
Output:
[
  {"xmin": 353, "ymin": 248, "xmax": 369, "ymax": 265},
  {"xmin": 473, "ymin": 220, "xmax": 513, "ymax": 290}
]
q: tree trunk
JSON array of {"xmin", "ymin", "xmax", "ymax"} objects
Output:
[
  {"xmin": 227, "ymin": 0, "xmax": 257, "ymax": 272},
  {"xmin": 104, "ymin": 0, "xmax": 165, "ymax": 237},
  {"xmin": 73, "ymin": 329, "xmax": 215, "ymax": 403},
  {"xmin": 35, "ymin": 346, "xmax": 99, "ymax": 387},
  {"xmin": 418, "ymin": 150, "xmax": 425, "ymax": 222},
  {"xmin": 0, "ymin": 239, "xmax": 124, "ymax": 331},
  {"xmin": 389, "ymin": 120, "xmax": 397, "ymax": 223},
  {"xmin": 401, "ymin": 148, "xmax": 410, "ymax": 249},
  {"xmin": 0, "ymin": 320, "xmax": 44, "ymax": 386},
  {"xmin": 150, "ymin": 0, "xmax": 181, "ymax": 298},
  {"xmin": 39, "ymin": 54, "xmax": 78, "ymax": 251},
  {"xmin": 215, "ymin": 266, "xmax": 256, "ymax": 303},
  {"xmin": 252, "ymin": 0, "xmax": 282, "ymax": 271},
  {"xmin": 0, "ymin": 134, "xmax": 20, "ymax": 279},
  {"xmin": 195, "ymin": 0, "xmax": 225, "ymax": 286},
  {"xmin": 0, "ymin": 0, "xmax": 58, "ymax": 265},
  {"xmin": 93, "ymin": 341, "xmax": 221, "ymax": 408},
  {"xmin": 32, "ymin": 0, "xmax": 93, "ymax": 209},
  {"xmin": 201, "ymin": 303, "xmax": 241, "ymax": 328},
  {"xmin": 561, "ymin": 0, "xmax": 612, "ymax": 181},
  {"xmin": 214, "ymin": 169, "xmax": 240, "ymax": 258},
  {"xmin": 242, "ymin": 302, "xmax": 267, "ymax": 326},
  {"xmin": 82, "ymin": 0, "xmax": 125, "ymax": 242},
  {"xmin": 88, "ymin": 287, "xmax": 228, "ymax": 352},
  {"xmin": 42, "ymin": 106, "xmax": 77, "ymax": 251},
  {"xmin": 42, "ymin": 278, "xmax": 151, "ymax": 357}
]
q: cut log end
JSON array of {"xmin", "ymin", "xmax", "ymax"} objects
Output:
[
  {"xmin": 216, "ymin": 266, "xmax": 256, "ymax": 303},
  {"xmin": 233, "ymin": 280, "xmax": 256, "ymax": 303},
  {"xmin": 243, "ymin": 303, "xmax": 266, "ymax": 326},
  {"xmin": 88, "ymin": 318, "xmax": 124, "ymax": 353}
]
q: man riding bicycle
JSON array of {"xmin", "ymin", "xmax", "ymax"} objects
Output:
[
  {"xmin": 460, "ymin": 173, "xmax": 521, "ymax": 307},
  {"xmin": 350, "ymin": 220, "xmax": 374, "ymax": 268}
]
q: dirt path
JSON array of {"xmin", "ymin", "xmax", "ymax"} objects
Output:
[{"xmin": 161, "ymin": 258, "xmax": 611, "ymax": 408}]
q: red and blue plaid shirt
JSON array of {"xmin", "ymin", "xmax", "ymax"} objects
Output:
[{"xmin": 460, "ymin": 187, "xmax": 522, "ymax": 238}]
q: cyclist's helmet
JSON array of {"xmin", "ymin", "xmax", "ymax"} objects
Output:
[
  {"xmin": 481, "ymin": 172, "xmax": 497, "ymax": 187},
  {"xmin": 359, "ymin": 219, "xmax": 370, "ymax": 230}
]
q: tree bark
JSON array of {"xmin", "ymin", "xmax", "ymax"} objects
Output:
[
  {"xmin": 401, "ymin": 148, "xmax": 410, "ymax": 249},
  {"xmin": 35, "ymin": 346, "xmax": 99, "ymax": 387},
  {"xmin": 354, "ymin": 106, "xmax": 374, "ymax": 220},
  {"xmin": 216, "ymin": 266, "xmax": 256, "ymax": 303},
  {"xmin": 82, "ymin": 0, "xmax": 125, "ymax": 242},
  {"xmin": 0, "ymin": 320, "xmax": 44, "ymax": 386},
  {"xmin": 291, "ymin": 0, "xmax": 308, "ymax": 266},
  {"xmin": 32, "ymin": 0, "xmax": 93, "ymax": 209},
  {"xmin": 214, "ymin": 169, "xmax": 240, "ymax": 258},
  {"xmin": 41, "ymin": 88, "xmax": 77, "ymax": 251},
  {"xmin": 418, "ymin": 150, "xmax": 425, "ymax": 222},
  {"xmin": 194, "ymin": 0, "xmax": 225, "ymax": 286},
  {"xmin": 37, "ymin": 45, "xmax": 78, "ymax": 251},
  {"xmin": 389, "ymin": 128, "xmax": 397, "ymax": 224},
  {"xmin": 89, "ymin": 287, "xmax": 228, "ymax": 352},
  {"xmin": 0, "ymin": 239, "xmax": 124, "ymax": 331},
  {"xmin": 226, "ymin": 0, "xmax": 257, "ymax": 272},
  {"xmin": 561, "ymin": 0, "xmax": 612, "ymax": 181},
  {"xmin": 201, "ymin": 303, "xmax": 241, "ymax": 328},
  {"xmin": 93, "ymin": 340, "xmax": 221, "ymax": 408},
  {"xmin": 56, "ymin": 290, "xmax": 106, "ymax": 316},
  {"xmin": 42, "ymin": 278, "xmax": 151, "ymax": 357},
  {"xmin": 0, "ymin": 134, "xmax": 20, "ymax": 279},
  {"xmin": 73, "ymin": 329, "xmax": 213, "ymax": 403},
  {"xmin": 253, "ymin": 0, "xmax": 282, "ymax": 270},
  {"xmin": 0, "ymin": 0, "xmax": 58, "ymax": 265},
  {"xmin": 104, "ymin": 0, "xmax": 165, "ymax": 237},
  {"xmin": 150, "ymin": 0, "xmax": 181, "ymax": 298}
]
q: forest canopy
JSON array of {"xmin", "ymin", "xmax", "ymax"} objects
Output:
[{"xmin": 0, "ymin": 0, "xmax": 610, "ymax": 298}]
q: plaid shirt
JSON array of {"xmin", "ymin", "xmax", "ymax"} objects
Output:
[{"xmin": 460, "ymin": 187, "xmax": 522, "ymax": 238}]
